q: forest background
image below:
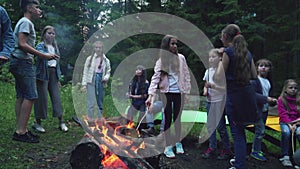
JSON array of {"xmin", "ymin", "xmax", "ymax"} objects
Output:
[{"xmin": 1, "ymin": 0, "xmax": 300, "ymax": 96}]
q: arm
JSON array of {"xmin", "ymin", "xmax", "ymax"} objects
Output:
[
  {"xmin": 214, "ymin": 52, "xmax": 229, "ymax": 82},
  {"xmin": 181, "ymin": 54, "xmax": 191, "ymax": 94},
  {"xmin": 81, "ymin": 56, "xmax": 90, "ymax": 90},
  {"xmin": 102, "ymin": 57, "xmax": 111, "ymax": 81},
  {"xmin": 18, "ymin": 33, "xmax": 57, "ymax": 60},
  {"xmin": 0, "ymin": 8, "xmax": 15, "ymax": 59},
  {"xmin": 278, "ymin": 97, "xmax": 292, "ymax": 123}
]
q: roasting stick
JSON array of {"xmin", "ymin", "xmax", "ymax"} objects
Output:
[{"xmin": 136, "ymin": 107, "xmax": 148, "ymax": 131}]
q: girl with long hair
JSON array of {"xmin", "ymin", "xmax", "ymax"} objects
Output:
[
  {"xmin": 146, "ymin": 35, "xmax": 191, "ymax": 158},
  {"xmin": 33, "ymin": 25, "xmax": 68, "ymax": 132}
]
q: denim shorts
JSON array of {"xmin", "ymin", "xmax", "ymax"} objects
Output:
[{"xmin": 9, "ymin": 57, "xmax": 37, "ymax": 100}]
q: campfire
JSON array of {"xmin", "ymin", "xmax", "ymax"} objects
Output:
[{"xmin": 70, "ymin": 116, "xmax": 162, "ymax": 169}]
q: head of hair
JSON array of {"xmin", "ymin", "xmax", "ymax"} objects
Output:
[
  {"xmin": 256, "ymin": 58, "xmax": 274, "ymax": 94},
  {"xmin": 159, "ymin": 35, "xmax": 179, "ymax": 73},
  {"xmin": 223, "ymin": 24, "xmax": 250, "ymax": 85},
  {"xmin": 20, "ymin": 0, "xmax": 39, "ymax": 12},
  {"xmin": 280, "ymin": 79, "xmax": 299, "ymax": 112},
  {"xmin": 88, "ymin": 41, "xmax": 103, "ymax": 68},
  {"xmin": 40, "ymin": 25, "xmax": 59, "ymax": 55},
  {"xmin": 131, "ymin": 65, "xmax": 147, "ymax": 95}
]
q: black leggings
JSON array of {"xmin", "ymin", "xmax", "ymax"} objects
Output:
[{"xmin": 163, "ymin": 93, "xmax": 184, "ymax": 146}]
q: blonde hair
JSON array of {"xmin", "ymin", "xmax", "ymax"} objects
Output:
[
  {"xmin": 88, "ymin": 41, "xmax": 103, "ymax": 68},
  {"xmin": 40, "ymin": 25, "xmax": 59, "ymax": 54},
  {"xmin": 280, "ymin": 79, "xmax": 300, "ymax": 112}
]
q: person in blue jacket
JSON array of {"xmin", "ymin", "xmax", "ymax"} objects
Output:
[{"xmin": 32, "ymin": 25, "xmax": 68, "ymax": 133}]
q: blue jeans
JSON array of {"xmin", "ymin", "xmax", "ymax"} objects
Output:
[
  {"xmin": 226, "ymin": 94, "xmax": 247, "ymax": 169},
  {"xmin": 9, "ymin": 57, "xmax": 37, "ymax": 100},
  {"xmin": 95, "ymin": 73, "xmax": 104, "ymax": 118},
  {"xmin": 252, "ymin": 111, "xmax": 268, "ymax": 152},
  {"xmin": 280, "ymin": 123, "xmax": 300, "ymax": 156},
  {"xmin": 206, "ymin": 102, "xmax": 230, "ymax": 150}
]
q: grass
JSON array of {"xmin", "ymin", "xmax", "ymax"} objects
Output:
[{"xmin": 0, "ymin": 80, "xmax": 286, "ymax": 168}]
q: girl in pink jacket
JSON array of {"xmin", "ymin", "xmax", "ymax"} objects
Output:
[
  {"xmin": 278, "ymin": 79, "xmax": 300, "ymax": 167},
  {"xmin": 146, "ymin": 35, "xmax": 191, "ymax": 158}
]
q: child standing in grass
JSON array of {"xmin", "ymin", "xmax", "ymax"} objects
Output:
[
  {"xmin": 10, "ymin": 0, "xmax": 58, "ymax": 143},
  {"xmin": 250, "ymin": 59, "xmax": 275, "ymax": 161},
  {"xmin": 201, "ymin": 49, "xmax": 231, "ymax": 160},
  {"xmin": 278, "ymin": 79, "xmax": 300, "ymax": 167}
]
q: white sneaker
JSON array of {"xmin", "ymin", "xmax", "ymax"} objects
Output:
[
  {"xmin": 59, "ymin": 123, "xmax": 68, "ymax": 132},
  {"xmin": 279, "ymin": 156, "xmax": 293, "ymax": 167},
  {"xmin": 32, "ymin": 122, "xmax": 46, "ymax": 133}
]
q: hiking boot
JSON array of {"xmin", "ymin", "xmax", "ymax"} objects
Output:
[
  {"xmin": 279, "ymin": 156, "xmax": 293, "ymax": 167},
  {"xmin": 164, "ymin": 146, "xmax": 175, "ymax": 158},
  {"xmin": 250, "ymin": 151, "xmax": 267, "ymax": 161},
  {"xmin": 175, "ymin": 142, "xmax": 184, "ymax": 154},
  {"xmin": 59, "ymin": 123, "xmax": 69, "ymax": 132},
  {"xmin": 12, "ymin": 132, "xmax": 39, "ymax": 143},
  {"xmin": 217, "ymin": 149, "xmax": 231, "ymax": 160},
  {"xmin": 32, "ymin": 122, "xmax": 46, "ymax": 133},
  {"xmin": 202, "ymin": 147, "xmax": 215, "ymax": 159}
]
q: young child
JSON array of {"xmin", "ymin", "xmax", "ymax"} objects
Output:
[
  {"xmin": 278, "ymin": 79, "xmax": 300, "ymax": 167},
  {"xmin": 81, "ymin": 41, "xmax": 111, "ymax": 120},
  {"xmin": 202, "ymin": 49, "xmax": 231, "ymax": 160},
  {"xmin": 10, "ymin": 0, "xmax": 58, "ymax": 143},
  {"xmin": 250, "ymin": 59, "xmax": 275, "ymax": 161},
  {"xmin": 126, "ymin": 65, "xmax": 151, "ymax": 132}
]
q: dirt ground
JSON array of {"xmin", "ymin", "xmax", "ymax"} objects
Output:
[{"xmin": 26, "ymin": 132, "xmax": 295, "ymax": 169}]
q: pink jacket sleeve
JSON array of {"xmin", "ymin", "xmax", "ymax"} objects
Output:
[
  {"xmin": 277, "ymin": 97, "xmax": 292, "ymax": 123},
  {"xmin": 148, "ymin": 59, "xmax": 161, "ymax": 95}
]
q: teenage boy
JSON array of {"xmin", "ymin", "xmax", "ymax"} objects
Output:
[{"xmin": 10, "ymin": 0, "xmax": 59, "ymax": 143}]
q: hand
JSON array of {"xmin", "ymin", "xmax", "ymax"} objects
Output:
[
  {"xmin": 81, "ymin": 86, "xmax": 87, "ymax": 92},
  {"xmin": 46, "ymin": 53, "xmax": 59, "ymax": 60},
  {"xmin": 267, "ymin": 97, "xmax": 277, "ymax": 106},
  {"xmin": 0, "ymin": 56, "xmax": 8, "ymax": 65},
  {"xmin": 184, "ymin": 94, "xmax": 189, "ymax": 104}
]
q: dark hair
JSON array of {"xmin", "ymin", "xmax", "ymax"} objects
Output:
[
  {"xmin": 20, "ymin": 0, "xmax": 39, "ymax": 12},
  {"xmin": 130, "ymin": 65, "xmax": 147, "ymax": 98},
  {"xmin": 159, "ymin": 35, "xmax": 179, "ymax": 74},
  {"xmin": 222, "ymin": 24, "xmax": 250, "ymax": 85}
]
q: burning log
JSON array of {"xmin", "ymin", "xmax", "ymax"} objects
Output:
[{"xmin": 69, "ymin": 134, "xmax": 157, "ymax": 169}]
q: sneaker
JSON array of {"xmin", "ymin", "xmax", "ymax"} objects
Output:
[
  {"xmin": 228, "ymin": 167, "xmax": 236, "ymax": 169},
  {"xmin": 32, "ymin": 122, "xmax": 45, "ymax": 133},
  {"xmin": 141, "ymin": 127, "xmax": 155, "ymax": 135},
  {"xmin": 12, "ymin": 132, "xmax": 39, "ymax": 143},
  {"xmin": 295, "ymin": 165, "xmax": 300, "ymax": 169},
  {"xmin": 164, "ymin": 146, "xmax": 175, "ymax": 158},
  {"xmin": 279, "ymin": 156, "xmax": 293, "ymax": 167},
  {"xmin": 59, "ymin": 123, "xmax": 68, "ymax": 132},
  {"xmin": 229, "ymin": 157, "xmax": 235, "ymax": 166},
  {"xmin": 217, "ymin": 149, "xmax": 231, "ymax": 160},
  {"xmin": 202, "ymin": 147, "xmax": 215, "ymax": 159},
  {"xmin": 175, "ymin": 142, "xmax": 184, "ymax": 154},
  {"xmin": 250, "ymin": 151, "xmax": 267, "ymax": 161}
]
